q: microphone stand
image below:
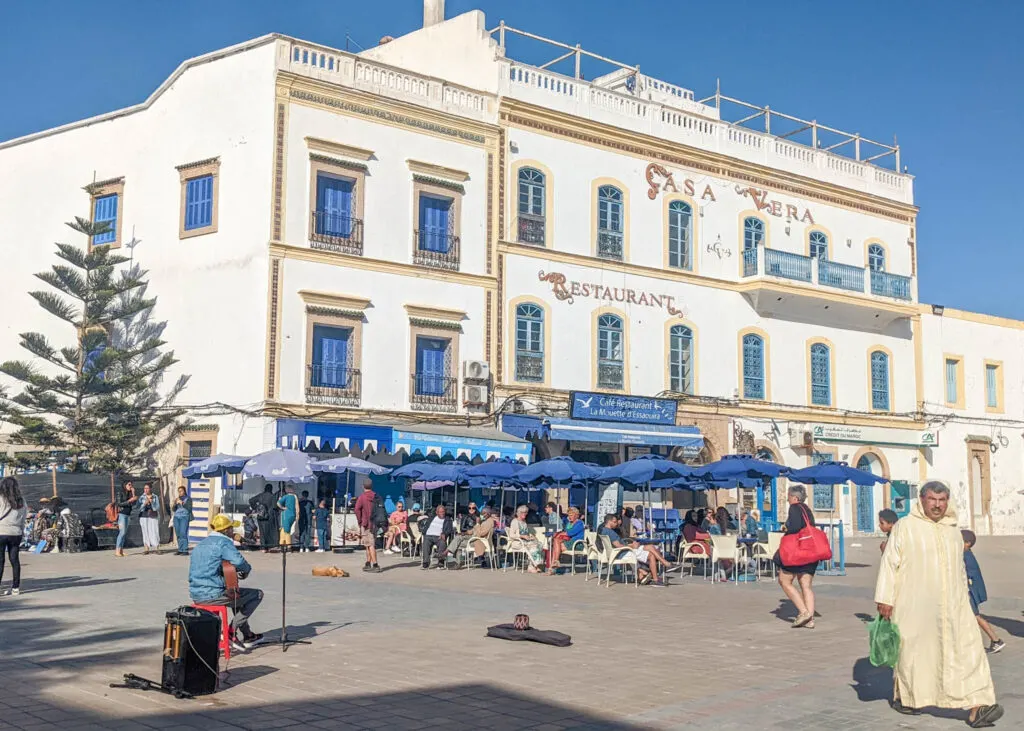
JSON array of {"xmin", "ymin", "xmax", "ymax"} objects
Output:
[{"xmin": 278, "ymin": 541, "xmax": 310, "ymax": 652}]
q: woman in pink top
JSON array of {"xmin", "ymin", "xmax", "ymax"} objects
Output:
[{"xmin": 384, "ymin": 500, "xmax": 410, "ymax": 554}]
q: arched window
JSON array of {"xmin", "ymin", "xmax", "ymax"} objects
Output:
[
  {"xmin": 669, "ymin": 324, "xmax": 694, "ymax": 394},
  {"xmin": 742, "ymin": 334, "xmax": 765, "ymax": 399},
  {"xmin": 870, "ymin": 350, "xmax": 890, "ymax": 411},
  {"xmin": 743, "ymin": 217, "xmax": 764, "ymax": 251},
  {"xmin": 514, "ymin": 303, "xmax": 544, "ymax": 382},
  {"xmin": 668, "ymin": 200, "xmax": 693, "ymax": 270},
  {"xmin": 597, "ymin": 185, "xmax": 624, "ymax": 260},
  {"xmin": 517, "ymin": 168, "xmax": 545, "ymax": 245},
  {"xmin": 597, "ymin": 313, "xmax": 624, "ymax": 388},
  {"xmin": 809, "ymin": 230, "xmax": 829, "ymax": 260},
  {"xmin": 810, "ymin": 343, "xmax": 831, "ymax": 406},
  {"xmin": 867, "ymin": 243, "xmax": 886, "ymax": 272}
]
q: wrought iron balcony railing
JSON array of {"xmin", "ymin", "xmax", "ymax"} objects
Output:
[
  {"xmin": 306, "ymin": 365, "xmax": 361, "ymax": 406},
  {"xmin": 517, "ymin": 213, "xmax": 546, "ymax": 246},
  {"xmin": 818, "ymin": 259, "xmax": 865, "ymax": 293},
  {"xmin": 597, "ymin": 360, "xmax": 624, "ymax": 389},
  {"xmin": 413, "ymin": 228, "xmax": 460, "ymax": 271},
  {"xmin": 870, "ymin": 269, "xmax": 912, "ymax": 300},
  {"xmin": 410, "ymin": 374, "xmax": 458, "ymax": 412},
  {"xmin": 596, "ymin": 229, "xmax": 624, "ymax": 260},
  {"xmin": 514, "ymin": 352, "xmax": 544, "ymax": 382},
  {"xmin": 310, "ymin": 211, "xmax": 363, "ymax": 256}
]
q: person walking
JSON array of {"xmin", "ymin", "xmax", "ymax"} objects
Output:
[
  {"xmin": 774, "ymin": 485, "xmax": 818, "ymax": 628},
  {"xmin": 114, "ymin": 480, "xmax": 138, "ymax": 557},
  {"xmin": 962, "ymin": 530, "xmax": 1005, "ymax": 654},
  {"xmin": 249, "ymin": 486, "xmax": 278, "ymax": 553},
  {"xmin": 0, "ymin": 477, "xmax": 27, "ymax": 596},
  {"xmin": 277, "ymin": 486, "xmax": 298, "ymax": 549},
  {"xmin": 297, "ymin": 490, "xmax": 314, "ymax": 553},
  {"xmin": 172, "ymin": 486, "xmax": 194, "ymax": 555},
  {"xmin": 138, "ymin": 483, "xmax": 161, "ymax": 554},
  {"xmin": 353, "ymin": 480, "xmax": 381, "ymax": 572},
  {"xmin": 875, "ymin": 481, "xmax": 1002, "ymax": 727}
]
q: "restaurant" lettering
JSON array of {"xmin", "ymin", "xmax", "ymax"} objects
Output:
[{"xmin": 539, "ymin": 270, "xmax": 685, "ymax": 316}]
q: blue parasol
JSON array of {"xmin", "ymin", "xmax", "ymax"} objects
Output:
[
  {"xmin": 312, "ymin": 456, "xmax": 391, "ymax": 476},
  {"xmin": 515, "ymin": 456, "xmax": 601, "ymax": 485},
  {"xmin": 182, "ymin": 454, "xmax": 248, "ymax": 479},
  {"xmin": 694, "ymin": 454, "xmax": 788, "ymax": 481},
  {"xmin": 600, "ymin": 455, "xmax": 694, "ymax": 486},
  {"xmin": 786, "ymin": 461, "xmax": 889, "ymax": 486}
]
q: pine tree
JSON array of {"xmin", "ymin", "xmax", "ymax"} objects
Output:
[{"xmin": 0, "ymin": 217, "xmax": 191, "ymax": 473}]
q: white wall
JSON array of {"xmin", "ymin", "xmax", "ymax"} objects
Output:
[
  {"xmin": 276, "ymin": 259, "xmax": 488, "ymax": 412},
  {"xmin": 507, "ymin": 129, "xmax": 915, "ymax": 281},
  {"xmin": 283, "ymin": 102, "xmax": 491, "ymax": 275},
  {"xmin": 503, "ymin": 254, "xmax": 915, "ymax": 414},
  {"xmin": 0, "ymin": 42, "xmax": 278, "ymax": 441},
  {"xmin": 920, "ymin": 312, "xmax": 1024, "ymax": 534}
]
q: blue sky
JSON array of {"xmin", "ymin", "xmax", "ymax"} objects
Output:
[{"xmin": 3, "ymin": 1, "xmax": 1021, "ymax": 318}]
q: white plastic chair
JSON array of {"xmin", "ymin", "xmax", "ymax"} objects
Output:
[
  {"xmin": 598, "ymin": 534, "xmax": 638, "ymax": 588},
  {"xmin": 678, "ymin": 541, "xmax": 711, "ymax": 579},
  {"xmin": 560, "ymin": 533, "xmax": 589, "ymax": 574},
  {"xmin": 709, "ymin": 534, "xmax": 740, "ymax": 584},
  {"xmin": 465, "ymin": 536, "xmax": 496, "ymax": 570}
]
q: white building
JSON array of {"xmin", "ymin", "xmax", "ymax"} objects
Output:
[{"xmin": 0, "ymin": 2, "xmax": 1020, "ymax": 535}]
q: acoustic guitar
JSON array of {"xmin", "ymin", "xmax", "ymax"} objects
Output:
[{"xmin": 222, "ymin": 560, "xmax": 240, "ymax": 601}]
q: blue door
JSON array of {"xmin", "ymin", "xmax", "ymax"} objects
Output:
[
  {"xmin": 856, "ymin": 484, "xmax": 874, "ymax": 532},
  {"xmin": 316, "ymin": 175, "xmax": 353, "ymax": 237}
]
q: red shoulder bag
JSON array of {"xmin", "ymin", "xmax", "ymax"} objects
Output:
[{"xmin": 779, "ymin": 503, "xmax": 832, "ymax": 566}]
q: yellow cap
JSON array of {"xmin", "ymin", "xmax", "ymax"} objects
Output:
[{"xmin": 210, "ymin": 514, "xmax": 241, "ymax": 532}]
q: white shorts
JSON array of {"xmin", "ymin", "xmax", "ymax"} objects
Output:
[{"xmin": 632, "ymin": 547, "xmax": 650, "ymax": 564}]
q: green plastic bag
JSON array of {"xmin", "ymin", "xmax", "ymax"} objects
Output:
[{"xmin": 868, "ymin": 615, "xmax": 901, "ymax": 668}]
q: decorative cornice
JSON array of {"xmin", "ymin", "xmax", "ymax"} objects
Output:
[
  {"xmin": 412, "ymin": 174, "xmax": 464, "ymax": 194},
  {"xmin": 406, "ymin": 159, "xmax": 470, "ymax": 182},
  {"xmin": 409, "ymin": 317, "xmax": 463, "ymax": 331},
  {"xmin": 269, "ymin": 242, "xmax": 497, "ymax": 290},
  {"xmin": 289, "ymin": 87, "xmax": 487, "ymax": 144},
  {"xmin": 309, "ymin": 153, "xmax": 369, "ymax": 172},
  {"xmin": 404, "ymin": 303, "xmax": 467, "ymax": 322},
  {"xmin": 305, "ymin": 136, "xmax": 374, "ymax": 160},
  {"xmin": 175, "ymin": 157, "xmax": 220, "ymax": 172},
  {"xmin": 306, "ymin": 305, "xmax": 366, "ymax": 319},
  {"xmin": 298, "ymin": 290, "xmax": 371, "ymax": 311},
  {"xmin": 183, "ymin": 423, "xmax": 220, "ymax": 433},
  {"xmin": 83, "ymin": 176, "xmax": 124, "ymax": 194}
]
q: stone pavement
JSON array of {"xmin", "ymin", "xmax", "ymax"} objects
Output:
[{"xmin": 2, "ymin": 537, "xmax": 1023, "ymax": 731}]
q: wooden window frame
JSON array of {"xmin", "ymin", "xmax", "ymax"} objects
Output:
[{"xmin": 86, "ymin": 177, "xmax": 125, "ymax": 250}]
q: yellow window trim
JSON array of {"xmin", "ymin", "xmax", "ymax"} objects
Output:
[
  {"xmin": 305, "ymin": 136, "xmax": 374, "ymax": 161},
  {"xmin": 866, "ymin": 345, "xmax": 895, "ymax": 413},
  {"xmin": 983, "ymin": 359, "xmax": 1004, "ymax": 414},
  {"xmin": 591, "ymin": 306, "xmax": 630, "ymax": 394},
  {"xmin": 406, "ymin": 159, "xmax": 471, "ymax": 182},
  {"xmin": 942, "ymin": 353, "xmax": 965, "ymax": 409},
  {"xmin": 805, "ymin": 336, "xmax": 836, "ymax": 408},
  {"xmin": 664, "ymin": 317, "xmax": 699, "ymax": 395},
  {"xmin": 298, "ymin": 290, "xmax": 371, "ymax": 311},
  {"xmin": 737, "ymin": 327, "xmax": 771, "ymax": 402},
  {"xmin": 507, "ymin": 296, "xmax": 552, "ymax": 388},
  {"xmin": 509, "ymin": 159, "xmax": 554, "ymax": 248}
]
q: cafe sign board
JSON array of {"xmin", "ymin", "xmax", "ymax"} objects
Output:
[
  {"xmin": 570, "ymin": 391, "xmax": 678, "ymax": 426},
  {"xmin": 811, "ymin": 423, "xmax": 938, "ymax": 448}
]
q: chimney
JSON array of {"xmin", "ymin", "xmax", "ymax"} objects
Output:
[{"xmin": 423, "ymin": 0, "xmax": 444, "ymax": 27}]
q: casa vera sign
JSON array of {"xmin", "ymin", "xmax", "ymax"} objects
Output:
[
  {"xmin": 538, "ymin": 270, "xmax": 685, "ymax": 316},
  {"xmin": 645, "ymin": 163, "xmax": 816, "ymax": 224}
]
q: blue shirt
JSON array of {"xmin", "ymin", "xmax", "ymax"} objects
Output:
[
  {"xmin": 599, "ymin": 526, "xmax": 622, "ymax": 546},
  {"xmin": 314, "ymin": 507, "xmax": 330, "ymax": 526},
  {"xmin": 964, "ymin": 549, "xmax": 988, "ymax": 606},
  {"xmin": 564, "ymin": 519, "xmax": 585, "ymax": 543},
  {"xmin": 189, "ymin": 532, "xmax": 251, "ymax": 602}
]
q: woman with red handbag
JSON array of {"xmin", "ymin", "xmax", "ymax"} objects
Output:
[{"xmin": 774, "ymin": 485, "xmax": 823, "ymax": 629}]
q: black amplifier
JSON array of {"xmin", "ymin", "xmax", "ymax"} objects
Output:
[{"xmin": 161, "ymin": 606, "xmax": 220, "ymax": 696}]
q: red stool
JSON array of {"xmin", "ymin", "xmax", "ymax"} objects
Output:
[{"xmin": 192, "ymin": 603, "xmax": 232, "ymax": 660}]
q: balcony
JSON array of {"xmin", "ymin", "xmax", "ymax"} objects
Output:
[
  {"xmin": 597, "ymin": 360, "xmax": 624, "ymax": 389},
  {"xmin": 740, "ymin": 245, "xmax": 916, "ymax": 330},
  {"xmin": 517, "ymin": 214, "xmax": 546, "ymax": 246},
  {"xmin": 306, "ymin": 365, "xmax": 361, "ymax": 407},
  {"xmin": 310, "ymin": 211, "xmax": 363, "ymax": 256},
  {"xmin": 515, "ymin": 352, "xmax": 544, "ymax": 382},
  {"xmin": 410, "ymin": 374, "xmax": 458, "ymax": 412},
  {"xmin": 413, "ymin": 228, "xmax": 460, "ymax": 271},
  {"xmin": 596, "ymin": 229, "xmax": 624, "ymax": 260}
]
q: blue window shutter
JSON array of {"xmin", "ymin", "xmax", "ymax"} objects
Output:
[
  {"xmin": 416, "ymin": 338, "xmax": 447, "ymax": 395},
  {"xmin": 419, "ymin": 196, "xmax": 450, "ymax": 253},
  {"xmin": 185, "ymin": 175, "xmax": 214, "ymax": 230},
  {"xmin": 313, "ymin": 325, "xmax": 350, "ymax": 387},
  {"xmin": 92, "ymin": 194, "xmax": 118, "ymax": 245},
  {"xmin": 316, "ymin": 175, "xmax": 353, "ymax": 237}
]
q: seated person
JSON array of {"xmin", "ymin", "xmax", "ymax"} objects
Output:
[
  {"xmin": 189, "ymin": 514, "xmax": 264, "ymax": 651},
  {"xmin": 419, "ymin": 505, "xmax": 454, "ymax": 570},
  {"xmin": 678, "ymin": 510, "xmax": 711, "ymax": 557},
  {"xmin": 384, "ymin": 500, "xmax": 409, "ymax": 554},
  {"xmin": 542, "ymin": 502, "xmax": 563, "ymax": 534},
  {"xmin": 447, "ymin": 506, "xmax": 498, "ymax": 565},
  {"xmin": 462, "ymin": 502, "xmax": 481, "ymax": 531},
  {"xmin": 547, "ymin": 506, "xmax": 585, "ymax": 574},
  {"xmin": 600, "ymin": 513, "xmax": 672, "ymax": 586},
  {"xmin": 631, "ymin": 507, "xmax": 646, "ymax": 537},
  {"xmin": 524, "ymin": 502, "xmax": 543, "ymax": 527},
  {"xmin": 709, "ymin": 507, "xmax": 733, "ymax": 536},
  {"xmin": 740, "ymin": 508, "xmax": 759, "ymax": 537},
  {"xmin": 508, "ymin": 505, "xmax": 545, "ymax": 573}
]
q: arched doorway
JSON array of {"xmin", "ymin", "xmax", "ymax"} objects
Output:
[{"xmin": 855, "ymin": 453, "xmax": 882, "ymax": 533}]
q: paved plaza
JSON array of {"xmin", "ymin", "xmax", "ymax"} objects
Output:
[{"xmin": 2, "ymin": 537, "xmax": 1023, "ymax": 731}]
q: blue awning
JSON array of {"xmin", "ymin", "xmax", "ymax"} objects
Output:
[
  {"xmin": 275, "ymin": 419, "xmax": 531, "ymax": 463},
  {"xmin": 501, "ymin": 414, "xmax": 703, "ymax": 456}
]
